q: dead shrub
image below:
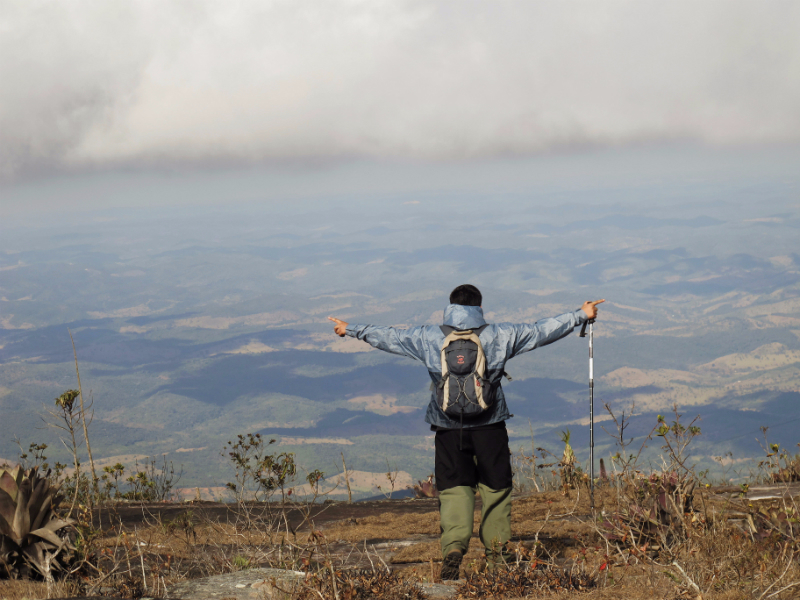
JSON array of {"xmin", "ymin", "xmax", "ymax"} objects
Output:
[
  {"xmin": 457, "ymin": 564, "xmax": 596, "ymax": 598},
  {"xmin": 296, "ymin": 568, "xmax": 426, "ymax": 600},
  {"xmin": 594, "ymin": 405, "xmax": 800, "ymax": 599}
]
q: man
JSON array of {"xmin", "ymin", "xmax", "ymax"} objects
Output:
[{"xmin": 329, "ymin": 284, "xmax": 603, "ymax": 579}]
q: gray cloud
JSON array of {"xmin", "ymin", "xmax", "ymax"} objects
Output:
[{"xmin": 2, "ymin": 0, "xmax": 799, "ymax": 177}]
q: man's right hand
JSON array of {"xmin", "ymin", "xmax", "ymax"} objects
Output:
[
  {"xmin": 581, "ymin": 299, "xmax": 605, "ymax": 320},
  {"xmin": 328, "ymin": 316, "xmax": 348, "ymax": 337}
]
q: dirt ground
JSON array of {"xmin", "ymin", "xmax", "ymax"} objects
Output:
[{"xmin": 1, "ymin": 486, "xmax": 793, "ymax": 599}]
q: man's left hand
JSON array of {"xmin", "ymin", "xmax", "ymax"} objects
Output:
[{"xmin": 328, "ymin": 316, "xmax": 348, "ymax": 337}]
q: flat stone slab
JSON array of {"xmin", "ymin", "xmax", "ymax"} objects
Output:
[
  {"xmin": 166, "ymin": 568, "xmax": 306, "ymax": 600},
  {"xmin": 712, "ymin": 482, "xmax": 800, "ymax": 501},
  {"xmin": 746, "ymin": 483, "xmax": 800, "ymax": 500},
  {"xmin": 165, "ymin": 568, "xmax": 459, "ymax": 599},
  {"xmin": 419, "ymin": 581, "xmax": 459, "ymax": 599}
]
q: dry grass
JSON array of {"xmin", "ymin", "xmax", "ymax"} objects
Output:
[
  {"xmin": 4, "ymin": 488, "xmax": 799, "ymax": 600},
  {"xmin": 322, "ymin": 509, "xmax": 441, "ymax": 542},
  {"xmin": 321, "ymin": 488, "xmax": 608, "ymax": 545},
  {"xmin": 0, "ymin": 578, "xmax": 80, "ymax": 600},
  {"xmin": 320, "ymin": 483, "xmax": 800, "ymax": 598}
]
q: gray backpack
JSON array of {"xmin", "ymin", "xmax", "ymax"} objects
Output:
[{"xmin": 435, "ymin": 325, "xmax": 493, "ymax": 420}]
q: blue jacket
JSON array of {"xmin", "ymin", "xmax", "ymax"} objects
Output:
[{"xmin": 345, "ymin": 304, "xmax": 587, "ymax": 428}]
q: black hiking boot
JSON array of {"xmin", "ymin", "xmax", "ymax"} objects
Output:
[{"xmin": 441, "ymin": 551, "xmax": 463, "ymax": 581}]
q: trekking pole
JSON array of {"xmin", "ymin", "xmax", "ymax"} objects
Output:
[{"xmin": 579, "ymin": 318, "xmax": 595, "ymax": 511}]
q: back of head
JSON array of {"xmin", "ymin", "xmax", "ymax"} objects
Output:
[{"xmin": 449, "ymin": 284, "xmax": 482, "ymax": 307}]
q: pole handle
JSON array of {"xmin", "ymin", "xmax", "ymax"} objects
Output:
[{"xmin": 579, "ymin": 318, "xmax": 594, "ymax": 338}]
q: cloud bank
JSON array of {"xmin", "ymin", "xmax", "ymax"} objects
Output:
[{"xmin": 2, "ymin": 0, "xmax": 799, "ymax": 177}]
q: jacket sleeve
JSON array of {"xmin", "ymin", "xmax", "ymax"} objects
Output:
[
  {"xmin": 345, "ymin": 324, "xmax": 430, "ymax": 362},
  {"xmin": 504, "ymin": 309, "xmax": 587, "ymax": 358}
]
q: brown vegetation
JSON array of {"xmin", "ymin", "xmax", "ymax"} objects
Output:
[{"xmin": 4, "ymin": 391, "xmax": 800, "ymax": 599}]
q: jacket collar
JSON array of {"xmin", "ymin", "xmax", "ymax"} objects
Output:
[{"xmin": 442, "ymin": 304, "xmax": 486, "ymax": 330}]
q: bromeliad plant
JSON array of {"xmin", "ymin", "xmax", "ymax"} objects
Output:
[
  {"xmin": 558, "ymin": 429, "xmax": 583, "ymax": 491},
  {"xmin": 0, "ymin": 465, "xmax": 74, "ymax": 580}
]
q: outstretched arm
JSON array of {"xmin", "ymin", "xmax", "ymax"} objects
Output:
[
  {"xmin": 507, "ymin": 299, "xmax": 605, "ymax": 357},
  {"xmin": 328, "ymin": 316, "xmax": 428, "ymax": 361}
]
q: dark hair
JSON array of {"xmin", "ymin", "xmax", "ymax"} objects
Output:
[{"xmin": 449, "ymin": 284, "xmax": 482, "ymax": 307}]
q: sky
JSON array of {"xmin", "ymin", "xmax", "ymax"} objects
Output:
[{"xmin": 1, "ymin": 1, "xmax": 800, "ymax": 216}]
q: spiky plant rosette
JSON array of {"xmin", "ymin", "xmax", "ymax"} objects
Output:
[{"xmin": 0, "ymin": 465, "xmax": 75, "ymax": 579}]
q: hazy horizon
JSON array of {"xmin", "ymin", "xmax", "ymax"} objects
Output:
[{"xmin": 3, "ymin": 143, "xmax": 799, "ymax": 224}]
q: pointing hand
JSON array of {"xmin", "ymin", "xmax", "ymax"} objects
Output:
[
  {"xmin": 581, "ymin": 299, "xmax": 605, "ymax": 320},
  {"xmin": 328, "ymin": 316, "xmax": 348, "ymax": 337}
]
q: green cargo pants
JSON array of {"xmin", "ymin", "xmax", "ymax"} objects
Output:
[{"xmin": 439, "ymin": 483, "xmax": 512, "ymax": 562}]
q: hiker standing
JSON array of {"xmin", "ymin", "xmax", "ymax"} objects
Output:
[{"xmin": 329, "ymin": 284, "xmax": 603, "ymax": 579}]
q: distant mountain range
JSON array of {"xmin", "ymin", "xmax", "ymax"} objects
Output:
[{"xmin": 2, "ymin": 194, "xmax": 799, "ymax": 494}]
